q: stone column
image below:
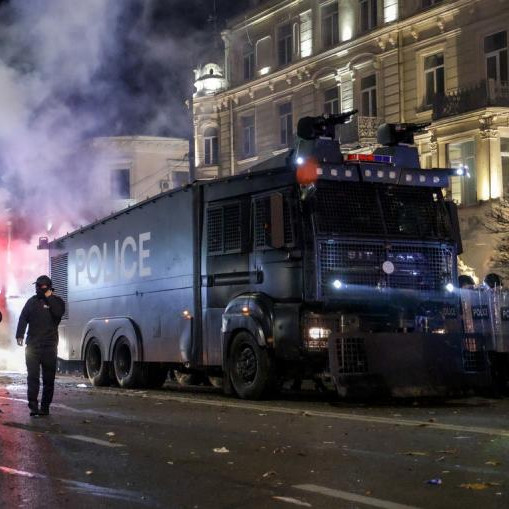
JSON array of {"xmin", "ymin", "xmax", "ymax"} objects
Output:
[
  {"xmin": 429, "ymin": 129, "xmax": 439, "ymax": 167},
  {"xmin": 477, "ymin": 115, "xmax": 500, "ymax": 200}
]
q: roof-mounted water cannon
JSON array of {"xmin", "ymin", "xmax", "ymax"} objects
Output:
[
  {"xmin": 297, "ymin": 110, "xmax": 358, "ymax": 141},
  {"xmin": 377, "ymin": 122, "xmax": 430, "ymax": 146},
  {"xmin": 374, "ymin": 122, "xmax": 431, "ymax": 168},
  {"xmin": 293, "ymin": 110, "xmax": 358, "ymax": 167}
]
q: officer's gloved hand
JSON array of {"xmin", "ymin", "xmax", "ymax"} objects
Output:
[{"xmin": 16, "ymin": 337, "xmax": 23, "ymax": 346}]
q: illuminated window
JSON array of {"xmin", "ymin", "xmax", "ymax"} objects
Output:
[
  {"xmin": 111, "ymin": 169, "xmax": 130, "ymax": 199},
  {"xmin": 243, "ymin": 43, "xmax": 255, "ymax": 81},
  {"xmin": 501, "ymin": 138, "xmax": 509, "ymax": 197},
  {"xmin": 360, "ymin": 75, "xmax": 377, "ymax": 116},
  {"xmin": 242, "ymin": 115, "xmax": 256, "ymax": 158},
  {"xmin": 322, "ymin": 2, "xmax": 339, "ymax": 48},
  {"xmin": 278, "ymin": 23, "xmax": 293, "ymax": 66},
  {"xmin": 293, "ymin": 23, "xmax": 300, "ymax": 56},
  {"xmin": 324, "ymin": 87, "xmax": 339, "ymax": 115},
  {"xmin": 360, "ymin": 0, "xmax": 377, "ymax": 33},
  {"xmin": 279, "ymin": 102, "xmax": 293, "ymax": 146},
  {"xmin": 424, "ymin": 53, "xmax": 445, "ymax": 107},
  {"xmin": 448, "ymin": 141, "xmax": 476, "ymax": 206},
  {"xmin": 204, "ymin": 127, "xmax": 218, "ymax": 165},
  {"xmin": 485, "ymin": 31, "xmax": 508, "ymax": 84}
]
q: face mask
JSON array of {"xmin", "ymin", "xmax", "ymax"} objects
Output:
[{"xmin": 36, "ymin": 285, "xmax": 48, "ymax": 298}]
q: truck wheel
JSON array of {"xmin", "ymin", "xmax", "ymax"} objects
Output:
[
  {"xmin": 85, "ymin": 339, "xmax": 110, "ymax": 386},
  {"xmin": 144, "ymin": 364, "xmax": 169, "ymax": 389},
  {"xmin": 228, "ymin": 331, "xmax": 275, "ymax": 400},
  {"xmin": 113, "ymin": 336, "xmax": 144, "ymax": 388}
]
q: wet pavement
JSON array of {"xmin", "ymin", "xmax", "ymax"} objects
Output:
[{"xmin": 0, "ymin": 372, "xmax": 508, "ymax": 509}]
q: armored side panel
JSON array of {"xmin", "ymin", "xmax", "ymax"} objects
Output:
[{"xmin": 49, "ymin": 188, "xmax": 198, "ymax": 364}]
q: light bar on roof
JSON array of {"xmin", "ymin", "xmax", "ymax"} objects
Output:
[{"xmin": 345, "ymin": 154, "xmax": 393, "ymax": 164}]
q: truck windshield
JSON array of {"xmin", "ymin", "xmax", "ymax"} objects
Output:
[{"xmin": 313, "ymin": 181, "xmax": 453, "ymax": 240}]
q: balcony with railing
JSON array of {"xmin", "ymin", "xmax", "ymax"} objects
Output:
[
  {"xmin": 432, "ymin": 80, "xmax": 509, "ymax": 121},
  {"xmin": 338, "ymin": 116, "xmax": 383, "ymax": 146}
]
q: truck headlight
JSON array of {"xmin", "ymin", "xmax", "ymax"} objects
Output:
[{"xmin": 309, "ymin": 327, "xmax": 332, "ymax": 340}]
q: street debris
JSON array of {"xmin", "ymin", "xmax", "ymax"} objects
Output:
[
  {"xmin": 402, "ymin": 451, "xmax": 429, "ymax": 456},
  {"xmin": 106, "ymin": 432, "xmax": 116, "ymax": 437},
  {"xmin": 76, "ymin": 384, "xmax": 88, "ymax": 388},
  {"xmin": 485, "ymin": 460, "xmax": 501, "ymax": 466},
  {"xmin": 459, "ymin": 482, "xmax": 501, "ymax": 490},
  {"xmin": 213, "ymin": 447, "xmax": 229, "ymax": 454},
  {"xmin": 82, "ymin": 419, "xmax": 91, "ymax": 424},
  {"xmin": 167, "ymin": 461, "xmax": 174, "ymax": 465},
  {"xmin": 85, "ymin": 470, "xmax": 93, "ymax": 476},
  {"xmin": 426, "ymin": 478, "xmax": 442, "ymax": 485},
  {"xmin": 272, "ymin": 496, "xmax": 311, "ymax": 507}
]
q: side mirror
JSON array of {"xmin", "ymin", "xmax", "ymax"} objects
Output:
[
  {"xmin": 444, "ymin": 201, "xmax": 463, "ymax": 255},
  {"xmin": 270, "ymin": 193, "xmax": 285, "ymax": 249}
]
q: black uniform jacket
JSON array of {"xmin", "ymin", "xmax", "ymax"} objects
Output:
[{"xmin": 16, "ymin": 295, "xmax": 66, "ymax": 346}]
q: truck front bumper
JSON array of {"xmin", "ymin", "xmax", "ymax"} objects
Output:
[{"xmin": 328, "ymin": 332, "xmax": 492, "ymax": 398}]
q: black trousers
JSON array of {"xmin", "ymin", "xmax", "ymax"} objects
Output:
[{"xmin": 25, "ymin": 344, "xmax": 57, "ymax": 410}]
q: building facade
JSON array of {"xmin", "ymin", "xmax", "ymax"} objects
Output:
[
  {"xmin": 91, "ymin": 136, "xmax": 190, "ymax": 213},
  {"xmin": 193, "ymin": 0, "xmax": 509, "ymax": 279}
]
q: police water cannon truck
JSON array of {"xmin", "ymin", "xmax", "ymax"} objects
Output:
[{"xmin": 48, "ymin": 112, "xmax": 490, "ymax": 399}]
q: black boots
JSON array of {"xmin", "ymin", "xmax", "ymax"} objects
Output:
[
  {"xmin": 28, "ymin": 401, "xmax": 38, "ymax": 417},
  {"xmin": 28, "ymin": 402, "xmax": 50, "ymax": 416}
]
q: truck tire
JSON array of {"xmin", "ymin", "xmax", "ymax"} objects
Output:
[
  {"xmin": 113, "ymin": 336, "xmax": 144, "ymax": 388},
  {"xmin": 85, "ymin": 338, "xmax": 110, "ymax": 386},
  {"xmin": 144, "ymin": 364, "xmax": 169, "ymax": 389},
  {"xmin": 228, "ymin": 331, "xmax": 276, "ymax": 400}
]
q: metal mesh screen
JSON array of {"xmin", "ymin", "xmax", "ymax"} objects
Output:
[
  {"xmin": 254, "ymin": 193, "xmax": 294, "ymax": 249},
  {"xmin": 462, "ymin": 336, "xmax": 486, "ymax": 372},
  {"xmin": 283, "ymin": 197, "xmax": 294, "ymax": 245},
  {"xmin": 319, "ymin": 241, "xmax": 453, "ymax": 296},
  {"xmin": 315, "ymin": 182, "xmax": 383, "ymax": 235},
  {"xmin": 207, "ymin": 207, "xmax": 223, "ymax": 255},
  {"xmin": 254, "ymin": 197, "xmax": 270, "ymax": 248},
  {"xmin": 379, "ymin": 187, "xmax": 451, "ymax": 238},
  {"xmin": 334, "ymin": 337, "xmax": 368, "ymax": 375},
  {"xmin": 50, "ymin": 253, "xmax": 69, "ymax": 319},
  {"xmin": 224, "ymin": 204, "xmax": 241, "ymax": 253},
  {"xmin": 315, "ymin": 181, "xmax": 452, "ymax": 240}
]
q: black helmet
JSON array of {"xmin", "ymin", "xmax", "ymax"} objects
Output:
[{"xmin": 34, "ymin": 275, "xmax": 52, "ymax": 287}]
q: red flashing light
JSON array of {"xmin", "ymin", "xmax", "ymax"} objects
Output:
[
  {"xmin": 346, "ymin": 154, "xmax": 375, "ymax": 162},
  {"xmin": 346, "ymin": 153, "xmax": 393, "ymax": 164}
]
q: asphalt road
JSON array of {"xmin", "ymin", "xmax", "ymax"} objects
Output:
[{"xmin": 0, "ymin": 372, "xmax": 508, "ymax": 509}]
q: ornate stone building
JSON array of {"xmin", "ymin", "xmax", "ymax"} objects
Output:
[
  {"xmin": 91, "ymin": 136, "xmax": 190, "ymax": 213},
  {"xmin": 193, "ymin": 0, "xmax": 509, "ymax": 278}
]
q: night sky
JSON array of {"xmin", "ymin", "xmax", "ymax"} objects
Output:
[{"xmin": 0, "ymin": 0, "xmax": 252, "ymax": 138}]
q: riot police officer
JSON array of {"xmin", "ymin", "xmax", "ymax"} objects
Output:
[{"xmin": 16, "ymin": 275, "xmax": 65, "ymax": 416}]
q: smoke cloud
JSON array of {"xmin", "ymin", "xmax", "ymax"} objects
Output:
[{"xmin": 0, "ymin": 0, "xmax": 230, "ymax": 360}]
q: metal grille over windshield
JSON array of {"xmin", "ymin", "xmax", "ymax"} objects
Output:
[
  {"xmin": 319, "ymin": 241, "xmax": 454, "ymax": 296},
  {"xmin": 315, "ymin": 181, "xmax": 452, "ymax": 239}
]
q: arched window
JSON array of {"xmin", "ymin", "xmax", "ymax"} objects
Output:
[{"xmin": 204, "ymin": 127, "xmax": 218, "ymax": 165}]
